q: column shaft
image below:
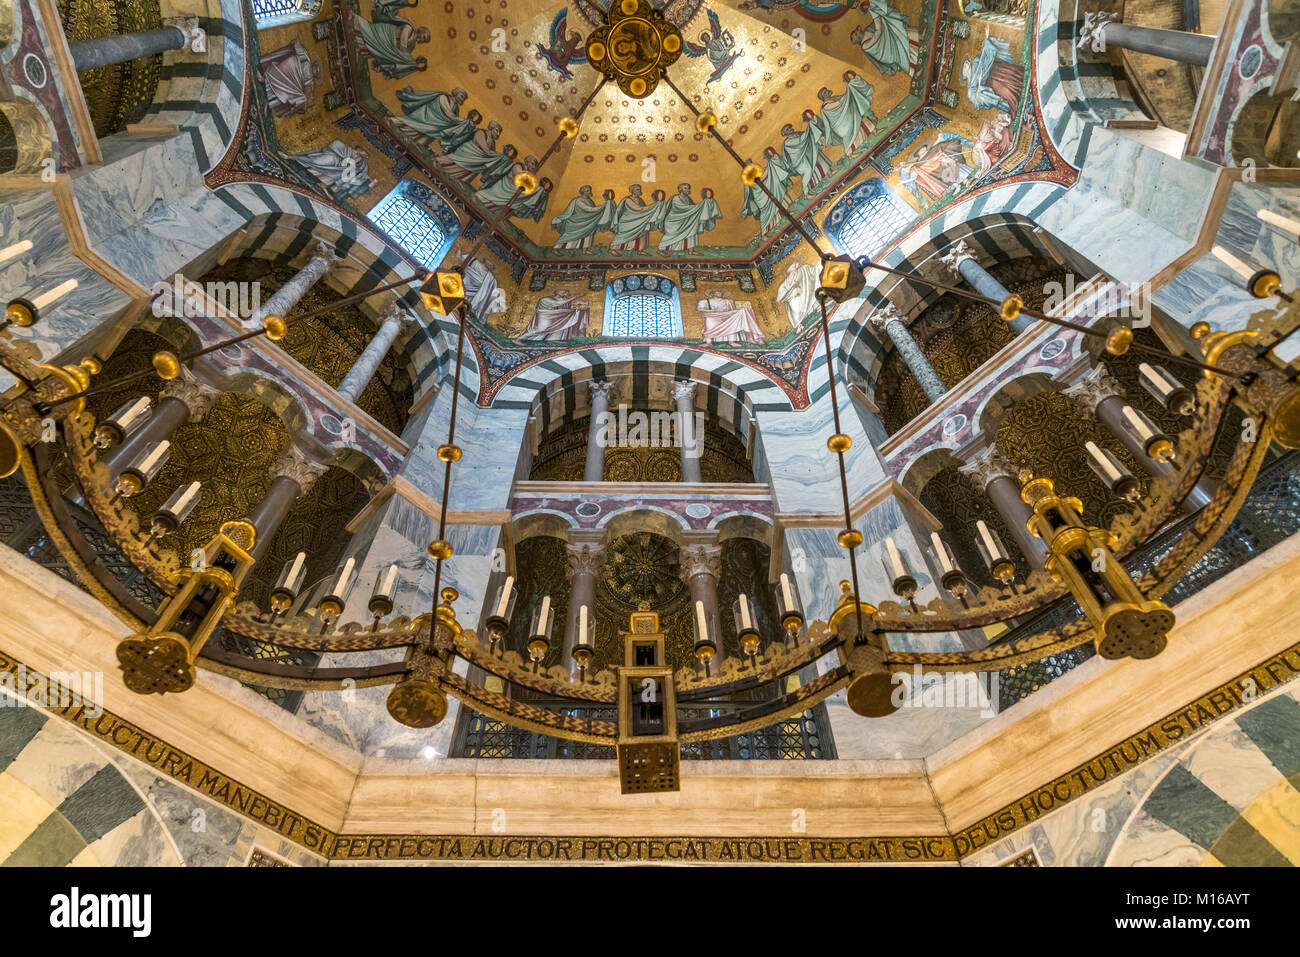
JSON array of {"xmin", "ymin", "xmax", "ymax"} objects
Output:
[
  {"xmin": 1102, "ymin": 23, "xmax": 1215, "ymax": 67},
  {"xmin": 104, "ymin": 396, "xmax": 189, "ymax": 480},
  {"xmin": 69, "ymin": 28, "xmax": 187, "ymax": 71},
  {"xmin": 584, "ymin": 383, "xmax": 614, "ymax": 481},
  {"xmin": 1095, "ymin": 396, "xmax": 1215, "ymax": 512},
  {"xmin": 674, "ymin": 385, "xmax": 702, "ymax": 483},
  {"xmin": 338, "ymin": 313, "xmax": 405, "ymax": 403},
  {"xmin": 985, "ymin": 474, "xmax": 1049, "ymax": 569},
  {"xmin": 248, "ymin": 475, "xmax": 301, "ymax": 560},
  {"xmin": 882, "ymin": 317, "xmax": 947, "ymax": 402},
  {"xmin": 956, "ymin": 258, "xmax": 1032, "ymax": 334},
  {"xmin": 249, "ymin": 246, "xmax": 336, "ymax": 328}
]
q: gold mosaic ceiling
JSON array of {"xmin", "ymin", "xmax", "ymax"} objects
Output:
[{"xmin": 345, "ymin": 0, "xmax": 932, "ymax": 254}]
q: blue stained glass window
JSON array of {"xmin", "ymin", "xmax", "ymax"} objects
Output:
[
  {"xmin": 251, "ymin": 0, "xmax": 315, "ymax": 28},
  {"xmin": 608, "ymin": 293, "xmax": 680, "ymax": 337},
  {"xmin": 368, "ymin": 189, "xmax": 451, "ymax": 271},
  {"xmin": 828, "ymin": 179, "xmax": 915, "ymax": 261}
]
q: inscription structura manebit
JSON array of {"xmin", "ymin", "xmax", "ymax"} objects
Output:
[{"xmin": 3, "ymin": 642, "xmax": 1300, "ymax": 863}]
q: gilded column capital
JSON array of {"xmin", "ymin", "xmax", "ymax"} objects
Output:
[
  {"xmin": 270, "ymin": 442, "xmax": 330, "ymax": 494},
  {"xmin": 159, "ymin": 367, "xmax": 221, "ymax": 421},
  {"xmin": 1061, "ymin": 364, "xmax": 1124, "ymax": 411},
  {"xmin": 679, "ymin": 543, "xmax": 722, "ymax": 582},
  {"xmin": 957, "ymin": 443, "xmax": 1020, "ymax": 489}
]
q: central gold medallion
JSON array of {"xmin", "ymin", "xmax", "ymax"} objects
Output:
[{"xmin": 585, "ymin": 0, "xmax": 683, "ymax": 99}]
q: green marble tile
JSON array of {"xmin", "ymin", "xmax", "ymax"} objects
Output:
[
  {"xmin": 0, "ymin": 705, "xmax": 45, "ymax": 772},
  {"xmin": 1143, "ymin": 764, "xmax": 1290, "ymax": 867},
  {"xmin": 57, "ymin": 765, "xmax": 145, "ymax": 845},
  {"xmin": 1235, "ymin": 695, "xmax": 1300, "ymax": 780},
  {"xmin": 2, "ymin": 812, "xmax": 86, "ymax": 868}
]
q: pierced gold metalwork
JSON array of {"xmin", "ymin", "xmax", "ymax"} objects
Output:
[{"xmin": 584, "ymin": 0, "xmax": 683, "ymax": 99}]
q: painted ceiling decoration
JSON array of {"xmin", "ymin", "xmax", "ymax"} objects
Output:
[{"xmin": 202, "ymin": 0, "xmax": 1080, "ymax": 406}]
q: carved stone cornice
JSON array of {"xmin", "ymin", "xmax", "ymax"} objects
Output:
[
  {"xmin": 679, "ymin": 543, "xmax": 722, "ymax": 581},
  {"xmin": 938, "ymin": 239, "xmax": 976, "ymax": 277},
  {"xmin": 1077, "ymin": 11, "xmax": 1118, "ymax": 53},
  {"xmin": 957, "ymin": 443, "xmax": 1020, "ymax": 489},
  {"xmin": 1061, "ymin": 364, "xmax": 1124, "ymax": 411},
  {"xmin": 565, "ymin": 543, "xmax": 606, "ymax": 579},
  {"xmin": 271, "ymin": 442, "xmax": 330, "ymax": 493},
  {"xmin": 160, "ymin": 367, "xmax": 221, "ymax": 421}
]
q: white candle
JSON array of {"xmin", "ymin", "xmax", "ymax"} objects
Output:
[
  {"xmin": 171, "ymin": 480, "xmax": 200, "ymax": 515},
  {"xmin": 118, "ymin": 396, "xmax": 151, "ymax": 430},
  {"xmin": 738, "ymin": 593, "xmax": 752, "ymax": 632},
  {"xmin": 538, "ymin": 595, "xmax": 551, "ymax": 635},
  {"xmin": 780, "ymin": 573, "xmax": 794, "ymax": 611},
  {"xmin": 1257, "ymin": 208, "xmax": 1300, "ymax": 238},
  {"xmin": 136, "ymin": 440, "xmax": 170, "ymax": 475},
  {"xmin": 977, "ymin": 520, "xmax": 1002, "ymax": 562},
  {"xmin": 1086, "ymin": 441, "xmax": 1121, "ymax": 481},
  {"xmin": 30, "ymin": 278, "xmax": 78, "ymax": 311},
  {"xmin": 379, "ymin": 563, "xmax": 398, "ymax": 597},
  {"xmin": 285, "ymin": 551, "xmax": 306, "ymax": 592},
  {"xmin": 578, "ymin": 604, "xmax": 588, "ymax": 646},
  {"xmin": 0, "ymin": 239, "xmax": 33, "ymax": 266},
  {"xmin": 695, "ymin": 600, "xmax": 709, "ymax": 642},
  {"xmin": 333, "ymin": 557, "xmax": 355, "ymax": 596},
  {"xmin": 1211, "ymin": 245, "xmax": 1254, "ymax": 281},
  {"xmin": 495, "ymin": 575, "xmax": 514, "ymax": 618},
  {"xmin": 885, "ymin": 537, "xmax": 906, "ymax": 579},
  {"xmin": 1122, "ymin": 405, "xmax": 1154, "ymax": 440},
  {"xmin": 930, "ymin": 532, "xmax": 954, "ymax": 574}
]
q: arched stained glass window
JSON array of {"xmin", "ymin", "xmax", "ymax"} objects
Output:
[
  {"xmin": 367, "ymin": 180, "xmax": 460, "ymax": 271},
  {"xmin": 603, "ymin": 274, "xmax": 682, "ymax": 337},
  {"xmin": 251, "ymin": 0, "xmax": 320, "ymax": 28},
  {"xmin": 825, "ymin": 178, "xmax": 915, "ymax": 261}
]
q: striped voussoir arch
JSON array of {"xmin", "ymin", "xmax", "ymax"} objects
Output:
[
  {"xmin": 211, "ymin": 181, "xmax": 463, "ymax": 401},
  {"xmin": 490, "ymin": 345, "xmax": 796, "ymax": 448},
  {"xmin": 136, "ymin": 0, "xmax": 246, "ymax": 174},
  {"xmin": 831, "ymin": 184, "xmax": 1069, "ymax": 406},
  {"xmin": 1034, "ymin": 0, "xmax": 1149, "ymax": 171}
]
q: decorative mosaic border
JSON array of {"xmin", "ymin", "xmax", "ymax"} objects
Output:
[{"xmin": 2, "ymin": 639, "xmax": 1298, "ymax": 863}]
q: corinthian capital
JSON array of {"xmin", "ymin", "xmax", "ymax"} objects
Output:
[
  {"xmin": 271, "ymin": 442, "xmax": 329, "ymax": 494},
  {"xmin": 565, "ymin": 542, "xmax": 606, "ymax": 578},
  {"xmin": 1061, "ymin": 364, "xmax": 1124, "ymax": 411},
  {"xmin": 589, "ymin": 380, "xmax": 618, "ymax": 404},
  {"xmin": 679, "ymin": 543, "xmax": 722, "ymax": 582},
  {"xmin": 938, "ymin": 239, "xmax": 977, "ymax": 277},
  {"xmin": 1077, "ymin": 11, "xmax": 1118, "ymax": 54},
  {"xmin": 160, "ymin": 367, "xmax": 221, "ymax": 421},
  {"xmin": 671, "ymin": 379, "xmax": 697, "ymax": 404},
  {"xmin": 957, "ymin": 443, "xmax": 1020, "ymax": 488},
  {"xmin": 379, "ymin": 302, "xmax": 417, "ymax": 330},
  {"xmin": 867, "ymin": 303, "xmax": 906, "ymax": 331}
]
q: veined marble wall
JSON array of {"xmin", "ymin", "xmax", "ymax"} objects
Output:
[{"xmin": 966, "ymin": 683, "xmax": 1300, "ymax": 866}]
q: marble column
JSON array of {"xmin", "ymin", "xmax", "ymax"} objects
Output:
[
  {"xmin": 869, "ymin": 305, "xmax": 947, "ymax": 403},
  {"xmin": 563, "ymin": 536, "xmax": 605, "ymax": 670},
  {"xmin": 247, "ymin": 241, "xmax": 338, "ymax": 329},
  {"xmin": 584, "ymin": 380, "xmax": 616, "ymax": 481},
  {"xmin": 1078, "ymin": 12, "xmax": 1215, "ymax": 67},
  {"xmin": 69, "ymin": 27, "xmax": 189, "ymax": 70},
  {"xmin": 681, "ymin": 542, "xmax": 725, "ymax": 668},
  {"xmin": 337, "ymin": 304, "xmax": 415, "ymax": 403},
  {"xmin": 958, "ymin": 445, "xmax": 1049, "ymax": 569},
  {"xmin": 105, "ymin": 368, "xmax": 221, "ymax": 480},
  {"xmin": 939, "ymin": 239, "xmax": 1032, "ymax": 335},
  {"xmin": 1063, "ymin": 365, "xmax": 1215, "ymax": 514},
  {"xmin": 672, "ymin": 380, "xmax": 703, "ymax": 483},
  {"xmin": 248, "ymin": 443, "xmax": 329, "ymax": 560}
]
